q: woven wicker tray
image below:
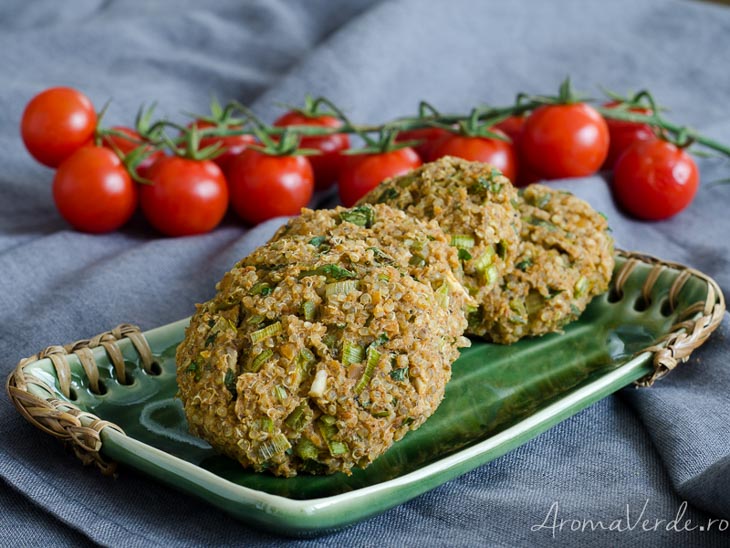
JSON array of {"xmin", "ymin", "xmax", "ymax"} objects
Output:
[{"xmin": 5, "ymin": 250, "xmax": 725, "ymax": 536}]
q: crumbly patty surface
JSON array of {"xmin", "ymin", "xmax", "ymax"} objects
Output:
[
  {"xmin": 479, "ymin": 184, "xmax": 615, "ymax": 343},
  {"xmin": 271, "ymin": 204, "xmax": 473, "ymax": 337},
  {"xmin": 176, "ymin": 237, "xmax": 465, "ymax": 477},
  {"xmin": 356, "ymin": 156, "xmax": 521, "ymax": 337}
]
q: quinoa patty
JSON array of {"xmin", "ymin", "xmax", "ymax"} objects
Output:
[
  {"xmin": 479, "ymin": 184, "xmax": 615, "ymax": 343},
  {"xmin": 176, "ymin": 237, "xmax": 466, "ymax": 477},
  {"xmin": 356, "ymin": 156, "xmax": 521, "ymax": 337},
  {"xmin": 270, "ymin": 204, "xmax": 473, "ymax": 338}
]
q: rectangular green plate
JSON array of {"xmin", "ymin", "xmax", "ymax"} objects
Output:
[{"xmin": 19, "ymin": 255, "xmax": 714, "ymax": 536}]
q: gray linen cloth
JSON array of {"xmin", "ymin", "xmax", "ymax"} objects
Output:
[{"xmin": 1, "ymin": 0, "xmax": 729, "ymax": 546}]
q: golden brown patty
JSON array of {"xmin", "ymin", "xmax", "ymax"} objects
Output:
[
  {"xmin": 479, "ymin": 184, "xmax": 615, "ymax": 343},
  {"xmin": 176, "ymin": 237, "xmax": 466, "ymax": 477},
  {"xmin": 356, "ymin": 156, "xmax": 522, "ymax": 338},
  {"xmin": 270, "ymin": 203, "xmax": 473, "ymax": 338}
]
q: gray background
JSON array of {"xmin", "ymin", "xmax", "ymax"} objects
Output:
[{"xmin": 1, "ymin": 0, "xmax": 729, "ymax": 546}]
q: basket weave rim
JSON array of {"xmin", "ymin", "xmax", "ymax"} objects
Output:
[{"xmin": 4, "ymin": 249, "xmax": 726, "ymax": 474}]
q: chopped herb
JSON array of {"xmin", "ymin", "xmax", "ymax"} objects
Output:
[
  {"xmin": 186, "ymin": 361, "xmax": 199, "ymax": 378},
  {"xmin": 250, "ymin": 321, "xmax": 282, "ymax": 344},
  {"xmin": 339, "ymin": 205, "xmax": 375, "ymax": 228},
  {"xmin": 570, "ymin": 304, "xmax": 582, "ymax": 317},
  {"xmin": 207, "ymin": 319, "xmax": 216, "ymax": 328},
  {"xmin": 224, "ymin": 369, "xmax": 237, "ymax": 399},
  {"xmin": 403, "ymin": 417, "xmax": 415, "ymax": 427},
  {"xmin": 471, "ymin": 175, "xmax": 502, "ymax": 194},
  {"xmin": 260, "ymin": 416, "xmax": 274, "ymax": 433},
  {"xmin": 510, "ymin": 198, "xmax": 520, "ymax": 208},
  {"xmin": 371, "ymin": 410, "xmax": 390, "ymax": 418},
  {"xmin": 258, "ymin": 433, "xmax": 291, "ymax": 461},
  {"xmin": 377, "ymin": 187, "xmax": 399, "ymax": 203},
  {"xmin": 516, "ymin": 258, "xmax": 533, "ymax": 271},
  {"xmin": 371, "ymin": 333, "xmax": 389, "ymax": 347},
  {"xmin": 308, "ymin": 235, "xmax": 327, "ymax": 247},
  {"xmin": 390, "ymin": 367, "xmax": 409, "ymax": 381},
  {"xmin": 598, "ymin": 212, "xmax": 608, "ymax": 221},
  {"xmin": 458, "ymin": 248, "xmax": 473, "ymax": 261},
  {"xmin": 249, "ymin": 282, "xmax": 273, "ymax": 296},
  {"xmin": 205, "ymin": 332, "xmax": 217, "ymax": 347},
  {"xmin": 300, "ymin": 264, "xmax": 356, "ymax": 281},
  {"xmin": 247, "ymin": 349, "xmax": 274, "ymax": 372}
]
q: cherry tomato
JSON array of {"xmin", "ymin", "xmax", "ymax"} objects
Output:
[
  {"xmin": 494, "ymin": 115, "xmax": 526, "ymax": 144},
  {"xmin": 521, "ymin": 103, "xmax": 609, "ymax": 179},
  {"xmin": 101, "ymin": 126, "xmax": 164, "ymax": 177},
  {"xmin": 140, "ymin": 157, "xmax": 228, "ymax": 236},
  {"xmin": 227, "ymin": 149, "xmax": 314, "ymax": 224},
  {"xmin": 338, "ymin": 147, "xmax": 421, "ymax": 207},
  {"xmin": 188, "ymin": 120, "xmax": 255, "ymax": 174},
  {"xmin": 601, "ymin": 102, "xmax": 656, "ymax": 169},
  {"xmin": 273, "ymin": 112, "xmax": 349, "ymax": 190},
  {"xmin": 21, "ymin": 87, "xmax": 97, "ymax": 168},
  {"xmin": 612, "ymin": 139, "xmax": 698, "ymax": 221},
  {"xmin": 53, "ymin": 147, "xmax": 137, "ymax": 233},
  {"xmin": 395, "ymin": 127, "xmax": 452, "ymax": 161},
  {"xmin": 429, "ymin": 131, "xmax": 517, "ymax": 182}
]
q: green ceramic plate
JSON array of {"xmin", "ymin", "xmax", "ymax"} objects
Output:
[{"xmin": 17, "ymin": 254, "xmax": 719, "ymax": 536}]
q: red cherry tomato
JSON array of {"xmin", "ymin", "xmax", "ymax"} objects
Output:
[
  {"xmin": 188, "ymin": 120, "xmax": 255, "ymax": 174},
  {"xmin": 101, "ymin": 126, "xmax": 164, "ymax": 177},
  {"xmin": 494, "ymin": 115, "xmax": 526, "ymax": 144},
  {"xmin": 227, "ymin": 149, "xmax": 314, "ymax": 225},
  {"xmin": 395, "ymin": 127, "xmax": 452, "ymax": 161},
  {"xmin": 612, "ymin": 139, "xmax": 698, "ymax": 221},
  {"xmin": 601, "ymin": 102, "xmax": 656, "ymax": 169},
  {"xmin": 521, "ymin": 103, "xmax": 609, "ymax": 179},
  {"xmin": 338, "ymin": 147, "xmax": 421, "ymax": 207},
  {"xmin": 429, "ymin": 131, "xmax": 517, "ymax": 182},
  {"xmin": 140, "ymin": 157, "xmax": 228, "ymax": 236},
  {"xmin": 52, "ymin": 147, "xmax": 137, "ymax": 233},
  {"xmin": 273, "ymin": 112, "xmax": 350, "ymax": 190},
  {"xmin": 21, "ymin": 87, "xmax": 97, "ymax": 168}
]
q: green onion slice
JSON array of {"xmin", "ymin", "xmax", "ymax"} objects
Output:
[
  {"xmin": 354, "ymin": 346, "xmax": 382, "ymax": 395},
  {"xmin": 247, "ymin": 349, "xmax": 274, "ymax": 372},
  {"xmin": 450, "ymin": 234, "xmax": 475, "ymax": 249},
  {"xmin": 342, "ymin": 341, "xmax": 364, "ymax": 366},
  {"xmin": 325, "ymin": 279, "xmax": 359, "ymax": 297},
  {"xmin": 258, "ymin": 433, "xmax": 291, "ymax": 461},
  {"xmin": 284, "ymin": 402, "xmax": 310, "ymax": 432},
  {"xmin": 302, "ymin": 300, "xmax": 317, "ymax": 321},
  {"xmin": 250, "ymin": 321, "xmax": 282, "ymax": 344}
]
